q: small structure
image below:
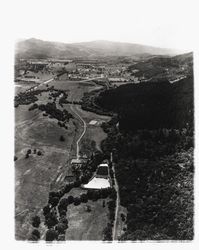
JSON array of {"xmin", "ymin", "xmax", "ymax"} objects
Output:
[
  {"xmin": 71, "ymin": 158, "xmax": 83, "ymax": 165},
  {"xmin": 83, "ymin": 176, "xmax": 111, "ymax": 189},
  {"xmin": 89, "ymin": 120, "xmax": 98, "ymax": 126},
  {"xmin": 83, "ymin": 162, "xmax": 111, "ymax": 190},
  {"xmin": 89, "ymin": 120, "xmax": 105, "ymax": 126}
]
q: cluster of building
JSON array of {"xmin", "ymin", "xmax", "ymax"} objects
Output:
[
  {"xmin": 70, "ymin": 157, "xmax": 111, "ymax": 190},
  {"xmin": 15, "ymin": 58, "xmax": 149, "ymax": 85}
]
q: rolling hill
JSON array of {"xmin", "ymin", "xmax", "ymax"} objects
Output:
[{"xmin": 15, "ymin": 38, "xmax": 181, "ymax": 59}]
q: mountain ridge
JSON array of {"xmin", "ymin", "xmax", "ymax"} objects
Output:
[{"xmin": 15, "ymin": 38, "xmax": 185, "ymax": 59}]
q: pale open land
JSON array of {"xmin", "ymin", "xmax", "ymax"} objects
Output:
[{"xmin": 15, "ymin": 77, "xmax": 111, "ymax": 240}]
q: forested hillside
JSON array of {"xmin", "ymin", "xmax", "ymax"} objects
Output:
[
  {"xmin": 95, "ymin": 77, "xmax": 194, "ymax": 240},
  {"xmin": 126, "ymin": 52, "xmax": 193, "ymax": 80},
  {"xmin": 96, "ymin": 77, "xmax": 193, "ymax": 131}
]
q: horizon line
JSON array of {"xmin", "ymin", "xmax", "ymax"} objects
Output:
[{"xmin": 16, "ymin": 37, "xmax": 191, "ymax": 53}]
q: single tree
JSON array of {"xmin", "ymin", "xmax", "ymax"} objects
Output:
[
  {"xmin": 49, "ymin": 196, "xmax": 60, "ymax": 207},
  {"xmin": 45, "ymin": 229, "xmax": 58, "ymax": 241},
  {"xmin": 43, "ymin": 205, "xmax": 51, "ymax": 216},
  {"xmin": 56, "ymin": 223, "xmax": 67, "ymax": 234},
  {"xmin": 32, "ymin": 215, "xmax": 41, "ymax": 228},
  {"xmin": 68, "ymin": 195, "xmax": 74, "ymax": 204},
  {"xmin": 31, "ymin": 229, "xmax": 40, "ymax": 240},
  {"xmin": 27, "ymin": 149, "xmax": 31, "ymax": 155},
  {"xmin": 73, "ymin": 197, "xmax": 81, "ymax": 206},
  {"xmin": 37, "ymin": 151, "xmax": 42, "ymax": 156},
  {"xmin": 59, "ymin": 135, "xmax": 65, "ymax": 142}
]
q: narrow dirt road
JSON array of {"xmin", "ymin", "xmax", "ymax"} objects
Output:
[
  {"xmin": 112, "ymin": 162, "xmax": 120, "ymax": 241},
  {"xmin": 70, "ymin": 101, "xmax": 87, "ymax": 159}
]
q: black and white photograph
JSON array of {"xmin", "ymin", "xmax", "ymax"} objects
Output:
[{"xmin": 0, "ymin": 0, "xmax": 199, "ymax": 247}]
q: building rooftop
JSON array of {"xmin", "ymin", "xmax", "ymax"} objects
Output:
[
  {"xmin": 83, "ymin": 177, "xmax": 111, "ymax": 189},
  {"xmin": 71, "ymin": 158, "xmax": 83, "ymax": 164}
]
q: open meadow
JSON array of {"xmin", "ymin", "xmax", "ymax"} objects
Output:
[{"xmin": 15, "ymin": 78, "xmax": 112, "ymax": 240}]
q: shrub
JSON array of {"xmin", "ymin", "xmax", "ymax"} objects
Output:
[
  {"xmin": 45, "ymin": 214, "xmax": 58, "ymax": 229},
  {"xmin": 29, "ymin": 103, "xmax": 38, "ymax": 111},
  {"xmin": 80, "ymin": 193, "xmax": 88, "ymax": 203},
  {"xmin": 37, "ymin": 151, "xmax": 42, "ymax": 156},
  {"xmin": 59, "ymin": 210, "xmax": 67, "ymax": 217},
  {"xmin": 59, "ymin": 135, "xmax": 65, "ymax": 142},
  {"xmin": 28, "ymin": 234, "xmax": 38, "ymax": 241},
  {"xmin": 14, "ymin": 156, "xmax": 18, "ymax": 161},
  {"xmin": 46, "ymin": 229, "xmax": 58, "ymax": 241},
  {"xmin": 49, "ymin": 196, "xmax": 60, "ymax": 207},
  {"xmin": 74, "ymin": 180, "xmax": 81, "ymax": 188},
  {"xmin": 59, "ymin": 198, "xmax": 69, "ymax": 209},
  {"xmin": 121, "ymin": 213, "xmax": 126, "ymax": 222},
  {"xmin": 43, "ymin": 205, "xmax": 51, "ymax": 216},
  {"xmin": 56, "ymin": 223, "xmax": 67, "ymax": 234},
  {"xmin": 31, "ymin": 229, "xmax": 40, "ymax": 240},
  {"xmin": 27, "ymin": 149, "xmax": 31, "ymax": 155},
  {"xmin": 68, "ymin": 195, "xmax": 74, "ymax": 204},
  {"xmin": 103, "ymin": 223, "xmax": 112, "ymax": 241},
  {"xmin": 74, "ymin": 197, "xmax": 81, "ymax": 206},
  {"xmin": 64, "ymin": 185, "xmax": 72, "ymax": 193},
  {"xmin": 32, "ymin": 215, "xmax": 41, "ymax": 228},
  {"xmin": 86, "ymin": 205, "xmax": 91, "ymax": 212}
]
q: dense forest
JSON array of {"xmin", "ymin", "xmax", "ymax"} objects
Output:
[
  {"xmin": 96, "ymin": 77, "xmax": 194, "ymax": 131},
  {"xmin": 93, "ymin": 77, "xmax": 194, "ymax": 240}
]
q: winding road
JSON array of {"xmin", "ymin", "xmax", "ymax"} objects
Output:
[
  {"xmin": 69, "ymin": 100, "xmax": 87, "ymax": 159},
  {"xmin": 67, "ymin": 76, "xmax": 110, "ymax": 159}
]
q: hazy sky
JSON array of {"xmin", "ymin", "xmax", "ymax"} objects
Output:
[{"xmin": 10, "ymin": 0, "xmax": 198, "ymax": 50}]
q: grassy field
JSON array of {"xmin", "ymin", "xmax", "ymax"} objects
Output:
[
  {"xmin": 70, "ymin": 105, "xmax": 110, "ymax": 153},
  {"xmin": 15, "ymin": 78, "xmax": 112, "ymax": 240},
  {"xmin": 15, "ymin": 82, "xmax": 37, "ymax": 95},
  {"xmin": 47, "ymin": 79, "xmax": 103, "ymax": 102},
  {"xmin": 65, "ymin": 199, "xmax": 110, "ymax": 240},
  {"xmin": 15, "ymin": 92, "xmax": 76, "ymax": 239}
]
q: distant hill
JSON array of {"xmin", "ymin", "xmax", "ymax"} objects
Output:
[
  {"xmin": 15, "ymin": 38, "xmax": 181, "ymax": 59},
  {"xmin": 127, "ymin": 52, "xmax": 193, "ymax": 80}
]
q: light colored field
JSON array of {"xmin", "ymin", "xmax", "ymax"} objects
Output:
[
  {"xmin": 24, "ymin": 71, "xmax": 54, "ymax": 82},
  {"xmin": 74, "ymin": 106, "xmax": 110, "ymax": 153},
  {"xmin": 15, "ymin": 93, "xmax": 77, "ymax": 240},
  {"xmin": 15, "ymin": 81, "xmax": 37, "ymax": 95},
  {"xmin": 15, "ymin": 78, "xmax": 111, "ymax": 240},
  {"xmin": 47, "ymin": 79, "xmax": 103, "ymax": 102},
  {"xmin": 65, "ymin": 199, "xmax": 109, "ymax": 240}
]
